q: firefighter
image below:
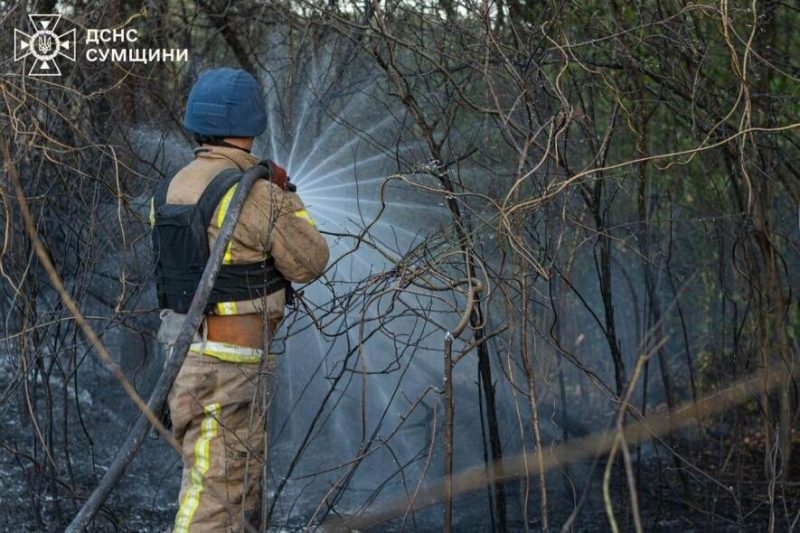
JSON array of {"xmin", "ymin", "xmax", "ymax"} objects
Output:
[{"xmin": 151, "ymin": 67, "xmax": 329, "ymax": 532}]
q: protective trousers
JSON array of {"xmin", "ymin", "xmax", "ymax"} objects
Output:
[{"xmin": 168, "ymin": 354, "xmax": 273, "ymax": 532}]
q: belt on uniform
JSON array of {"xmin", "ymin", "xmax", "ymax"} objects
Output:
[
  {"xmin": 206, "ymin": 313, "xmax": 267, "ymax": 349},
  {"xmin": 188, "ymin": 314, "xmax": 278, "ymax": 364}
]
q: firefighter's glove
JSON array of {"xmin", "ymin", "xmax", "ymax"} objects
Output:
[{"xmin": 259, "ymin": 159, "xmax": 289, "ymax": 191}]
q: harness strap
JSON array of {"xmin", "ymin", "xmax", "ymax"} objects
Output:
[
  {"xmin": 194, "ymin": 167, "xmax": 243, "ymax": 229},
  {"xmin": 153, "ymin": 173, "xmax": 172, "ymax": 212}
]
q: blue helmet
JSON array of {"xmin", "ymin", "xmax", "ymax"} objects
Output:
[{"xmin": 183, "ymin": 68, "xmax": 267, "ymax": 137}]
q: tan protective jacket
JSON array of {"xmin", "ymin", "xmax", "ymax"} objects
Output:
[{"xmin": 159, "ymin": 144, "xmax": 329, "ymax": 319}]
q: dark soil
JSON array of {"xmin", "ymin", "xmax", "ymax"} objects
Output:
[{"xmin": 1, "ymin": 375, "xmax": 797, "ymax": 532}]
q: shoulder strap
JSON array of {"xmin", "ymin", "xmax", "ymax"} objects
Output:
[
  {"xmin": 196, "ymin": 167, "xmax": 244, "ymax": 228},
  {"xmin": 153, "ymin": 174, "xmax": 174, "ymax": 209}
]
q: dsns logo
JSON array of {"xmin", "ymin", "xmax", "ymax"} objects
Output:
[{"xmin": 14, "ymin": 14, "xmax": 76, "ymax": 76}]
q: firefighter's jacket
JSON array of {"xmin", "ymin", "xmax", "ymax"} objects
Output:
[{"xmin": 159, "ymin": 144, "xmax": 329, "ymax": 319}]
